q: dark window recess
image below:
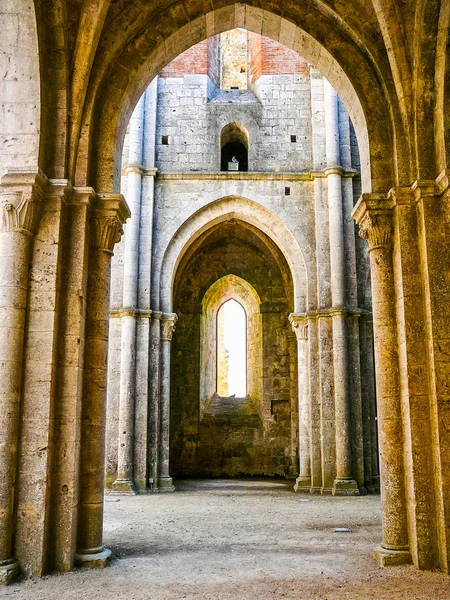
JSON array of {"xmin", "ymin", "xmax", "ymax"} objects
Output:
[
  {"xmin": 290, "ymin": 135, "xmax": 297, "ymax": 143},
  {"xmin": 240, "ymin": 67, "xmax": 246, "ymax": 73},
  {"xmin": 285, "ymin": 187, "xmax": 291, "ymax": 196},
  {"xmin": 221, "ymin": 141, "xmax": 248, "ymax": 172},
  {"xmin": 231, "ymin": 86, "xmax": 239, "ymax": 90},
  {"xmin": 161, "ymin": 135, "xmax": 169, "ymax": 145}
]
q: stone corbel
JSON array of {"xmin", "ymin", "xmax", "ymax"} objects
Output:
[
  {"xmin": 160, "ymin": 313, "xmax": 178, "ymax": 341},
  {"xmin": 0, "ymin": 168, "xmax": 49, "ymax": 235},
  {"xmin": 288, "ymin": 313, "xmax": 308, "ymax": 341},
  {"xmin": 352, "ymin": 193, "xmax": 395, "ymax": 251},
  {"xmin": 90, "ymin": 193, "xmax": 130, "ymax": 253}
]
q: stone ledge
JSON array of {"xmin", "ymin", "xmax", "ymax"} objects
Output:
[{"xmin": 151, "ymin": 169, "xmax": 357, "ymax": 181}]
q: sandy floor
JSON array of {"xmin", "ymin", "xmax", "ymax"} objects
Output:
[{"xmin": 1, "ymin": 479, "xmax": 450, "ymax": 599}]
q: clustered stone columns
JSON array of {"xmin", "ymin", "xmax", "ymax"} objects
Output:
[
  {"xmin": 289, "ymin": 315, "xmax": 311, "ymax": 491},
  {"xmin": 113, "ymin": 96, "xmax": 145, "ymax": 494},
  {"xmin": 324, "ymin": 80, "xmax": 358, "ymax": 495},
  {"xmin": 0, "ymin": 169, "xmax": 45, "ymax": 585},
  {"xmin": 158, "ymin": 313, "xmax": 178, "ymax": 492},
  {"xmin": 353, "ymin": 194, "xmax": 411, "ymax": 566},
  {"xmin": 76, "ymin": 195, "xmax": 129, "ymax": 568}
]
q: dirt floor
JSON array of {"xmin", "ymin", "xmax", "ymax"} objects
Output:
[{"xmin": 1, "ymin": 479, "xmax": 450, "ymax": 599}]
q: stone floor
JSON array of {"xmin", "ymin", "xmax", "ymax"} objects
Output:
[{"xmin": 2, "ymin": 479, "xmax": 450, "ymax": 599}]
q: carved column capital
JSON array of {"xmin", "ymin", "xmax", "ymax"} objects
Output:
[
  {"xmin": 90, "ymin": 193, "xmax": 130, "ymax": 253},
  {"xmin": 289, "ymin": 313, "xmax": 308, "ymax": 341},
  {"xmin": 160, "ymin": 313, "xmax": 178, "ymax": 341},
  {"xmin": 0, "ymin": 168, "xmax": 48, "ymax": 235},
  {"xmin": 352, "ymin": 193, "xmax": 395, "ymax": 251}
]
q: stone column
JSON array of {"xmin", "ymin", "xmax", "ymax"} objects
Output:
[
  {"xmin": 353, "ymin": 194, "xmax": 411, "ymax": 566},
  {"xmin": 0, "ymin": 170, "xmax": 44, "ymax": 585},
  {"xmin": 290, "ymin": 314, "xmax": 311, "ymax": 492},
  {"xmin": 148, "ymin": 312, "xmax": 162, "ymax": 490},
  {"xmin": 324, "ymin": 79, "xmax": 358, "ymax": 495},
  {"xmin": 158, "ymin": 312, "xmax": 177, "ymax": 492},
  {"xmin": 113, "ymin": 96, "xmax": 145, "ymax": 493},
  {"xmin": 76, "ymin": 194, "xmax": 129, "ymax": 568}
]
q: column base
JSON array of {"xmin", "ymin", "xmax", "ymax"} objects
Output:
[
  {"xmin": 111, "ymin": 478, "xmax": 137, "ymax": 495},
  {"xmin": 75, "ymin": 546, "xmax": 112, "ymax": 569},
  {"xmin": 0, "ymin": 559, "xmax": 20, "ymax": 586},
  {"xmin": 294, "ymin": 476, "xmax": 311, "ymax": 493},
  {"xmin": 373, "ymin": 545, "xmax": 412, "ymax": 567},
  {"xmin": 310, "ymin": 486, "xmax": 322, "ymax": 495},
  {"xmin": 158, "ymin": 476, "xmax": 175, "ymax": 492},
  {"xmin": 332, "ymin": 477, "xmax": 360, "ymax": 496}
]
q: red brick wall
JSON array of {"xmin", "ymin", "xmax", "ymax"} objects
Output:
[
  {"xmin": 160, "ymin": 40, "xmax": 208, "ymax": 77},
  {"xmin": 249, "ymin": 33, "xmax": 262, "ymax": 83},
  {"xmin": 161, "ymin": 33, "xmax": 308, "ymax": 80},
  {"xmin": 250, "ymin": 34, "xmax": 308, "ymax": 82}
]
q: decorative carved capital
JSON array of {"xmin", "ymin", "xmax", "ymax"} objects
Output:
[
  {"xmin": 160, "ymin": 313, "xmax": 178, "ymax": 341},
  {"xmin": 352, "ymin": 193, "xmax": 395, "ymax": 252},
  {"xmin": 289, "ymin": 313, "xmax": 308, "ymax": 341},
  {"xmin": 358, "ymin": 212, "xmax": 393, "ymax": 250},
  {"xmin": 0, "ymin": 168, "xmax": 48, "ymax": 235},
  {"xmin": 90, "ymin": 193, "xmax": 130, "ymax": 253}
]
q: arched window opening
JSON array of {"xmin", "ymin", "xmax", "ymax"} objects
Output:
[
  {"xmin": 221, "ymin": 122, "xmax": 249, "ymax": 171},
  {"xmin": 217, "ymin": 299, "xmax": 247, "ymax": 397}
]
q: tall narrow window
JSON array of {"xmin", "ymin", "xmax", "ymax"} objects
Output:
[{"xmin": 217, "ymin": 299, "xmax": 247, "ymax": 397}]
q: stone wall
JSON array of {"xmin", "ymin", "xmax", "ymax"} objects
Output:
[
  {"xmin": 170, "ymin": 221, "xmax": 297, "ymax": 478},
  {"xmin": 107, "ymin": 31, "xmax": 376, "ymax": 499}
]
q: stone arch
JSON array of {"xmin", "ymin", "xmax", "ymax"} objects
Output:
[
  {"xmin": 0, "ymin": 1, "xmax": 41, "ymax": 174},
  {"xmin": 156, "ymin": 195, "xmax": 309, "ymax": 314},
  {"xmin": 200, "ymin": 275, "xmax": 263, "ymax": 415},
  {"xmin": 78, "ymin": 3, "xmax": 410, "ymax": 194},
  {"xmin": 220, "ymin": 122, "xmax": 249, "ymax": 171}
]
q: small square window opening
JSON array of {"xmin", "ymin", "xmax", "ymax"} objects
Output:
[
  {"xmin": 285, "ymin": 187, "xmax": 291, "ymax": 196},
  {"xmin": 161, "ymin": 135, "xmax": 169, "ymax": 145}
]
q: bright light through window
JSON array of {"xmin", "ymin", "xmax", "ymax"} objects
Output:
[{"xmin": 217, "ymin": 299, "xmax": 247, "ymax": 397}]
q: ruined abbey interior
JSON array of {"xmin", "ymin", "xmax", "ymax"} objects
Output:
[{"xmin": 1, "ymin": 1, "xmax": 450, "ymax": 598}]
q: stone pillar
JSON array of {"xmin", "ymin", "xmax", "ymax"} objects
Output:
[
  {"xmin": 0, "ymin": 170, "xmax": 44, "ymax": 585},
  {"xmin": 353, "ymin": 194, "xmax": 411, "ymax": 566},
  {"xmin": 324, "ymin": 79, "xmax": 358, "ymax": 495},
  {"xmin": 76, "ymin": 194, "xmax": 129, "ymax": 568},
  {"xmin": 290, "ymin": 314, "xmax": 311, "ymax": 492},
  {"xmin": 148, "ymin": 312, "xmax": 162, "ymax": 490},
  {"xmin": 158, "ymin": 312, "xmax": 177, "ymax": 492},
  {"xmin": 113, "ymin": 97, "xmax": 145, "ymax": 493}
]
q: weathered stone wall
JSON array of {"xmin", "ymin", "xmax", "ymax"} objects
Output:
[
  {"xmin": 107, "ymin": 31, "xmax": 376, "ymax": 502},
  {"xmin": 154, "ymin": 33, "xmax": 315, "ymax": 173},
  {"xmin": 170, "ymin": 222, "xmax": 297, "ymax": 478}
]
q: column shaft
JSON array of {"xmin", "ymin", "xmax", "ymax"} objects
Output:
[
  {"xmin": 114, "ymin": 97, "xmax": 145, "ymax": 492},
  {"xmin": 76, "ymin": 195, "xmax": 129, "ymax": 568},
  {"xmin": 158, "ymin": 313, "xmax": 177, "ymax": 492},
  {"xmin": 324, "ymin": 79, "xmax": 358, "ymax": 494},
  {"xmin": 290, "ymin": 315, "xmax": 311, "ymax": 491},
  {"xmin": 353, "ymin": 196, "xmax": 411, "ymax": 566},
  {"xmin": 0, "ymin": 231, "xmax": 32, "ymax": 583},
  {"xmin": 0, "ymin": 175, "xmax": 42, "ymax": 585}
]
